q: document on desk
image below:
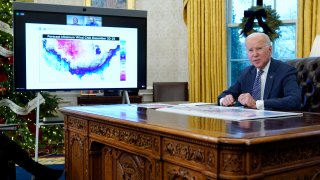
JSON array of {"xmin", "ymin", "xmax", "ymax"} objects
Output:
[
  {"xmin": 156, "ymin": 104, "xmax": 302, "ymax": 121},
  {"xmin": 137, "ymin": 103, "xmax": 175, "ymax": 109}
]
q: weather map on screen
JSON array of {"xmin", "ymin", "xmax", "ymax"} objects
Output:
[
  {"xmin": 13, "ymin": 2, "xmax": 147, "ymax": 91},
  {"xmin": 42, "ymin": 35, "xmax": 123, "ymax": 79},
  {"xmin": 25, "ymin": 23, "xmax": 137, "ymax": 90}
]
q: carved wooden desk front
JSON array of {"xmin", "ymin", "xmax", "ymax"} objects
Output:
[{"xmin": 60, "ymin": 105, "xmax": 320, "ymax": 180}]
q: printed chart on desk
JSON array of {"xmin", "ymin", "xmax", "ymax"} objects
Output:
[{"xmin": 156, "ymin": 104, "xmax": 302, "ymax": 121}]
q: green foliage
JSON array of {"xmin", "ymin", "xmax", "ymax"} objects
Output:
[{"xmin": 0, "ymin": 0, "xmax": 13, "ymax": 49}]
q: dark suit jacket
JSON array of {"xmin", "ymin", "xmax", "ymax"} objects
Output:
[{"xmin": 218, "ymin": 58, "xmax": 301, "ymax": 110}]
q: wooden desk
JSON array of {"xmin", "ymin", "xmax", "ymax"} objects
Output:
[
  {"xmin": 77, "ymin": 95, "xmax": 142, "ymax": 105},
  {"xmin": 60, "ymin": 105, "xmax": 320, "ymax": 179}
]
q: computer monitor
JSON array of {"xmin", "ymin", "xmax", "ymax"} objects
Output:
[{"xmin": 13, "ymin": 2, "xmax": 147, "ymax": 91}]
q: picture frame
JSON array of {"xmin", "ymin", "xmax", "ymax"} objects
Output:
[{"xmin": 84, "ymin": 0, "xmax": 135, "ymax": 9}]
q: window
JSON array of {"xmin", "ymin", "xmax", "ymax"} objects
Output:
[{"xmin": 227, "ymin": 0, "xmax": 297, "ymax": 86}]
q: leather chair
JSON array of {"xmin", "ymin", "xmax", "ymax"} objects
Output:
[
  {"xmin": 153, "ymin": 82, "xmax": 188, "ymax": 102},
  {"xmin": 287, "ymin": 56, "xmax": 320, "ymax": 112}
]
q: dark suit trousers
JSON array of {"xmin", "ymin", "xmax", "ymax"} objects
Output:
[{"xmin": 0, "ymin": 133, "xmax": 42, "ymax": 179}]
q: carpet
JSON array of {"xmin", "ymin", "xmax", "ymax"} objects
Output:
[{"xmin": 16, "ymin": 156, "xmax": 65, "ymax": 180}]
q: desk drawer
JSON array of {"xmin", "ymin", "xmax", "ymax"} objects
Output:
[
  {"xmin": 89, "ymin": 121, "xmax": 161, "ymax": 157},
  {"xmin": 162, "ymin": 138, "xmax": 216, "ymax": 174},
  {"xmin": 163, "ymin": 162, "xmax": 205, "ymax": 179},
  {"xmin": 66, "ymin": 116, "xmax": 88, "ymax": 134}
]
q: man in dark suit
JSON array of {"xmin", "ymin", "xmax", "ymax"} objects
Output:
[
  {"xmin": 218, "ymin": 32, "xmax": 301, "ymax": 110},
  {"xmin": 0, "ymin": 133, "xmax": 63, "ymax": 179}
]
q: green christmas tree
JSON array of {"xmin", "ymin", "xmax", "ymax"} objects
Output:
[{"xmin": 0, "ymin": 0, "xmax": 64, "ymax": 155}]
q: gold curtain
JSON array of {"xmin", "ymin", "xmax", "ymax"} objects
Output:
[
  {"xmin": 297, "ymin": 0, "xmax": 320, "ymax": 57},
  {"xmin": 183, "ymin": 0, "xmax": 227, "ymax": 103}
]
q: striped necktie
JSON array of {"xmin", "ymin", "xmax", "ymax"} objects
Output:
[{"xmin": 251, "ymin": 70, "xmax": 264, "ymax": 100}]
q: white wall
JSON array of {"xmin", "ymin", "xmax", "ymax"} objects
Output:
[{"xmin": 136, "ymin": 0, "xmax": 188, "ymax": 86}]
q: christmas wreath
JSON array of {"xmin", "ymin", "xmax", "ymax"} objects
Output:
[{"xmin": 239, "ymin": 5, "xmax": 282, "ymax": 42}]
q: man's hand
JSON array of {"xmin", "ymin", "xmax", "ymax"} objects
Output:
[
  {"xmin": 238, "ymin": 93, "xmax": 257, "ymax": 109},
  {"xmin": 221, "ymin": 94, "xmax": 235, "ymax": 106}
]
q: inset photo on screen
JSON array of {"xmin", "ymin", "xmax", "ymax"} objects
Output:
[
  {"xmin": 84, "ymin": 16, "xmax": 102, "ymax": 27},
  {"xmin": 66, "ymin": 15, "xmax": 85, "ymax": 26}
]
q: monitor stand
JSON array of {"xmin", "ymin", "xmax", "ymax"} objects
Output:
[{"xmin": 121, "ymin": 90, "xmax": 131, "ymax": 104}]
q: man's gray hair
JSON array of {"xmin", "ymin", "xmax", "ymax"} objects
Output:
[{"xmin": 245, "ymin": 32, "xmax": 272, "ymax": 46}]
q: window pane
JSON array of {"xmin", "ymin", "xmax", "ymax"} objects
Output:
[
  {"xmin": 230, "ymin": 60, "xmax": 251, "ymax": 85},
  {"xmin": 230, "ymin": 0, "xmax": 252, "ymax": 23},
  {"xmin": 230, "ymin": 28, "xmax": 247, "ymax": 59},
  {"xmin": 276, "ymin": 0, "xmax": 297, "ymax": 20},
  {"xmin": 273, "ymin": 25, "xmax": 296, "ymax": 59},
  {"xmin": 261, "ymin": 0, "xmax": 274, "ymax": 8}
]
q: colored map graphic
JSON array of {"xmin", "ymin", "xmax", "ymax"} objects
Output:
[{"xmin": 42, "ymin": 38, "xmax": 121, "ymax": 78}]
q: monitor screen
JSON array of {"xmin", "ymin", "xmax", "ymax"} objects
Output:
[{"xmin": 13, "ymin": 2, "xmax": 147, "ymax": 91}]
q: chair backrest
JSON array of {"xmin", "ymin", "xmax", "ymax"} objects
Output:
[
  {"xmin": 153, "ymin": 82, "xmax": 188, "ymax": 102},
  {"xmin": 287, "ymin": 56, "xmax": 320, "ymax": 112}
]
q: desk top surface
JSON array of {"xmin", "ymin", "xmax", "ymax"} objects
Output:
[{"xmin": 60, "ymin": 104, "xmax": 320, "ymax": 145}]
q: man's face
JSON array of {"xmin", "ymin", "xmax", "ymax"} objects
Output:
[
  {"xmin": 73, "ymin": 17, "xmax": 78, "ymax": 24},
  {"xmin": 246, "ymin": 36, "xmax": 272, "ymax": 69}
]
